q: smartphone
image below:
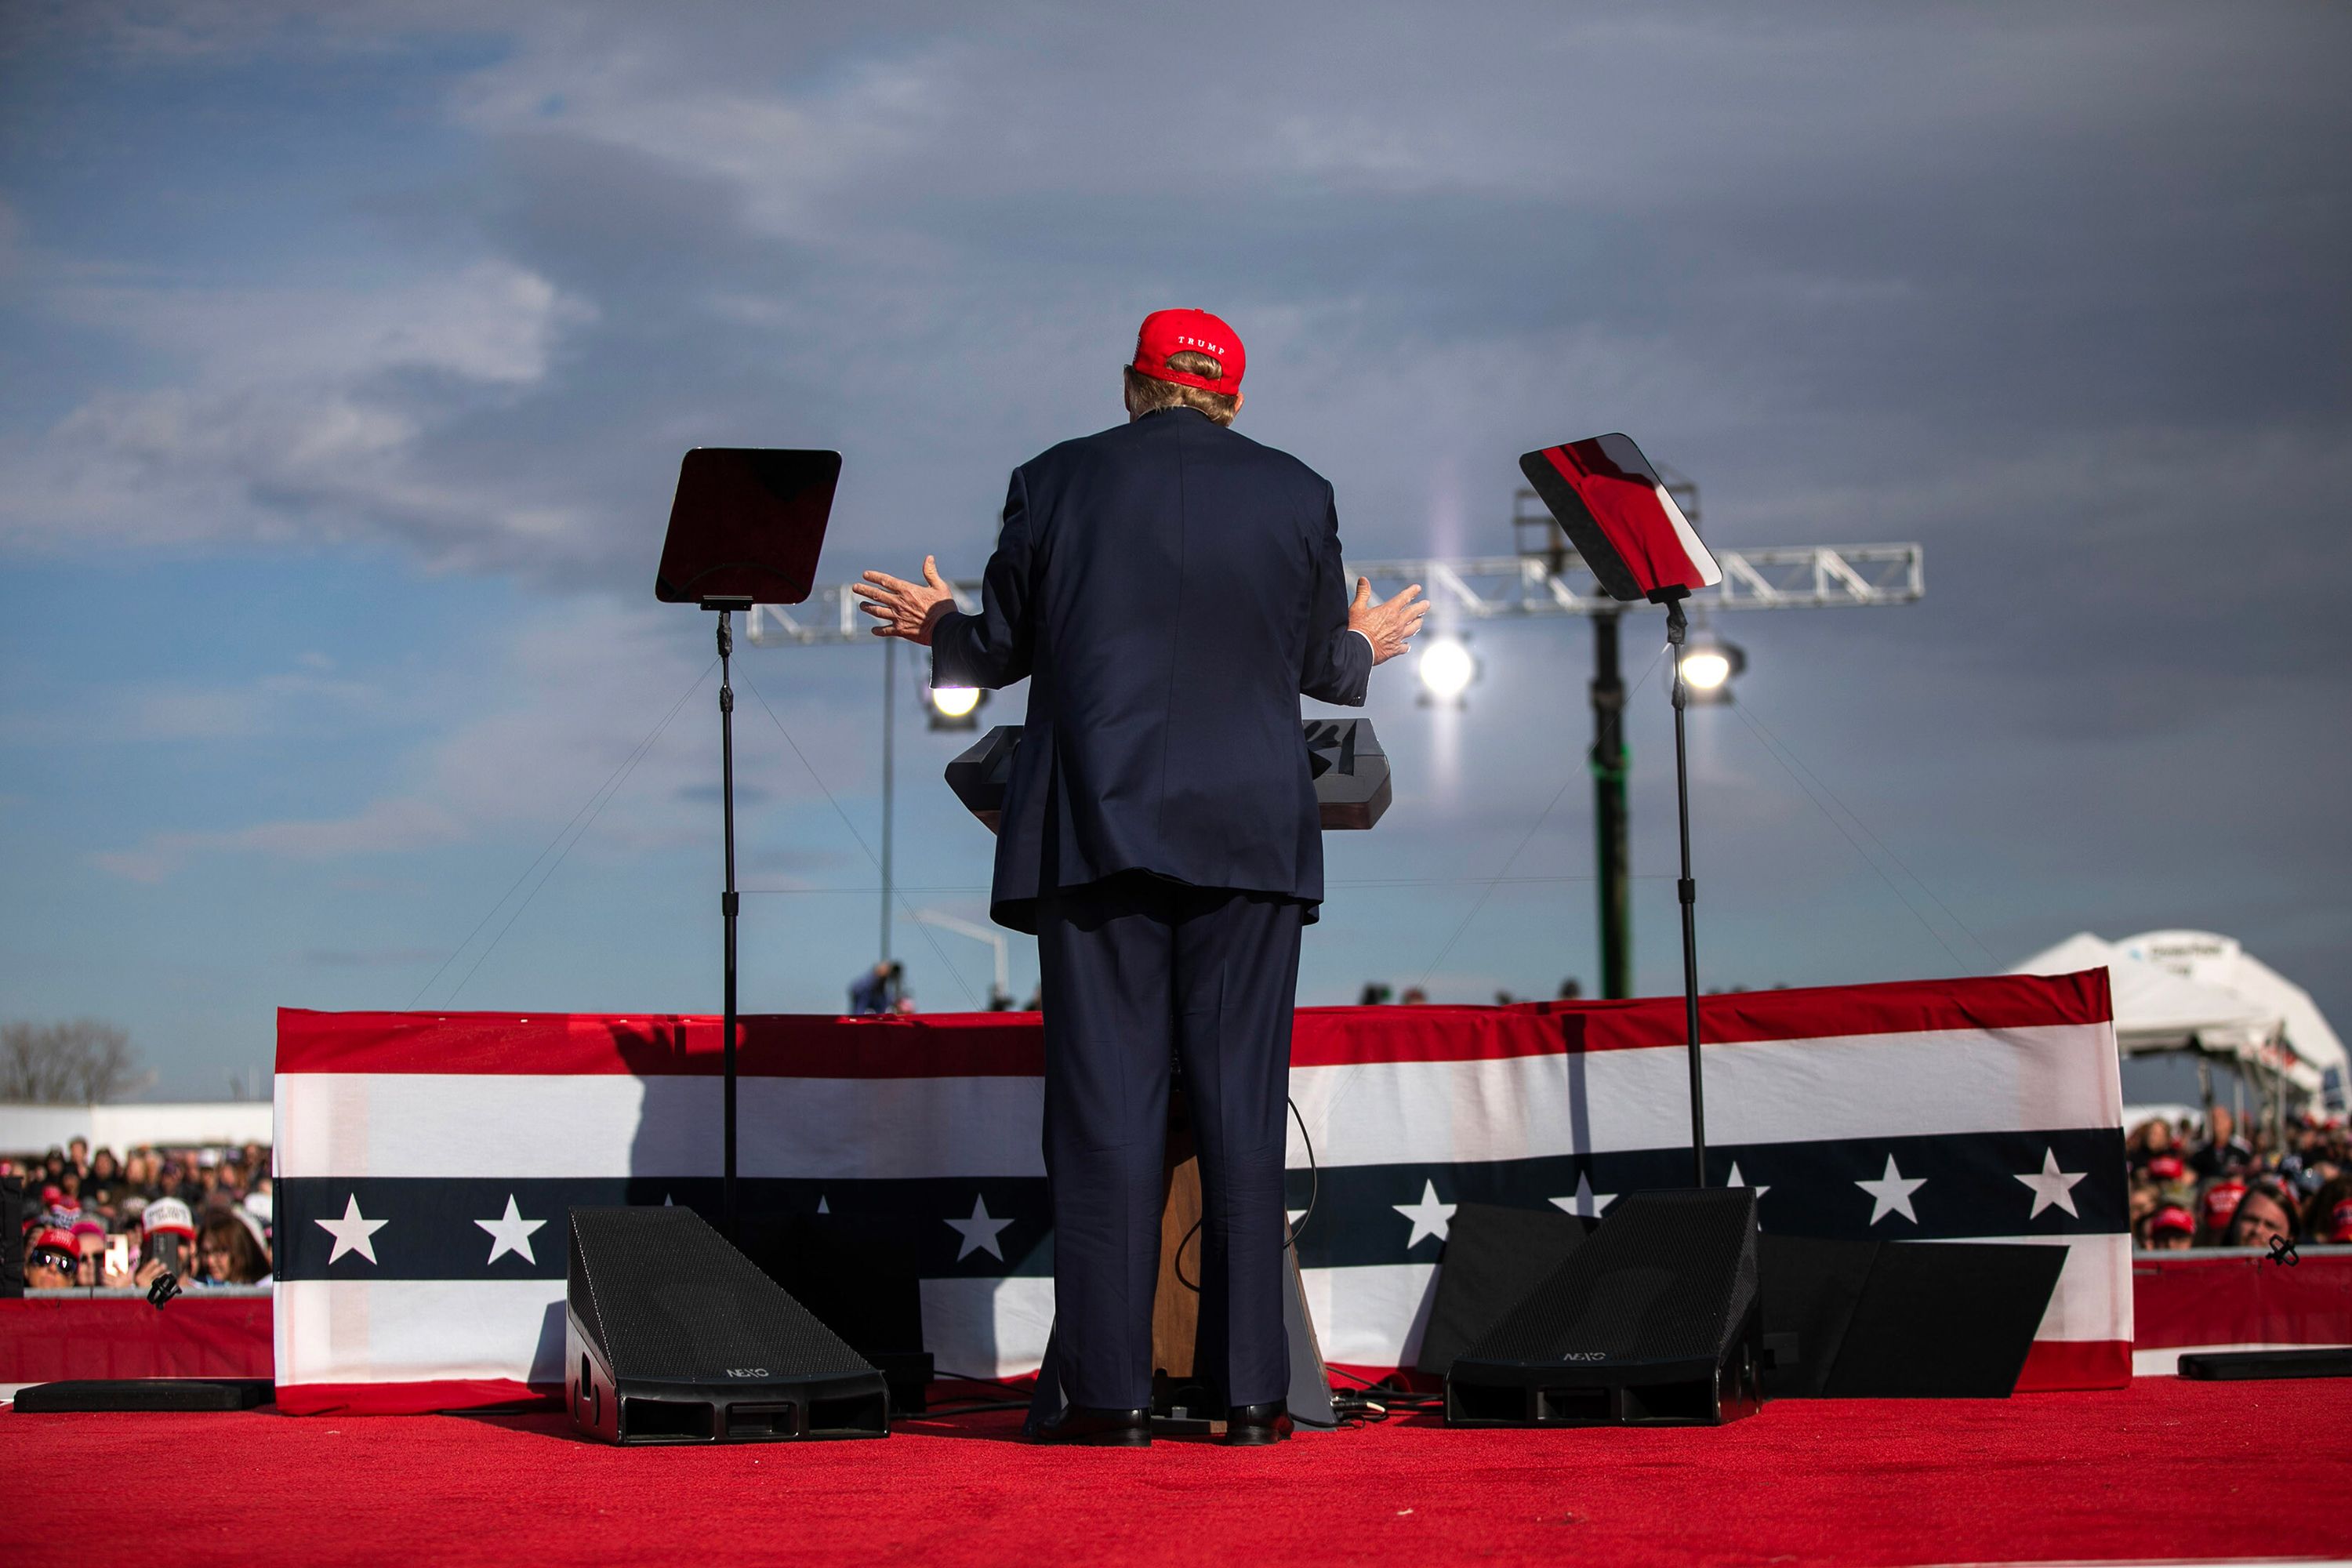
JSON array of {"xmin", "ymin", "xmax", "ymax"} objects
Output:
[
  {"xmin": 151, "ymin": 1232, "xmax": 185, "ymax": 1276},
  {"xmin": 105, "ymin": 1234, "xmax": 132, "ymax": 1282}
]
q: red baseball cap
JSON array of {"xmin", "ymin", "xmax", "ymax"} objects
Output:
[
  {"xmin": 2146, "ymin": 1155, "xmax": 2185, "ymax": 1182},
  {"xmin": 2330, "ymin": 1198, "xmax": 2352, "ymax": 1245},
  {"xmin": 2201, "ymin": 1179, "xmax": 2248, "ymax": 1232},
  {"xmin": 2148, "ymin": 1203, "xmax": 2196, "ymax": 1238},
  {"xmin": 28, "ymin": 1226, "xmax": 78, "ymax": 1259},
  {"xmin": 1131, "ymin": 309, "xmax": 1245, "ymax": 395}
]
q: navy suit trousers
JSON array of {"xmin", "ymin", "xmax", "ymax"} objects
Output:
[{"xmin": 1034, "ymin": 873, "xmax": 1305, "ymax": 1410}]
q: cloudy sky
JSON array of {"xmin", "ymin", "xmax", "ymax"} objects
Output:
[{"xmin": 2, "ymin": 2, "xmax": 2346, "ymax": 1098}]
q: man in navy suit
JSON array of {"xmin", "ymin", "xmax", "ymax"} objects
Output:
[{"xmin": 855, "ymin": 310, "xmax": 1424, "ymax": 1446}]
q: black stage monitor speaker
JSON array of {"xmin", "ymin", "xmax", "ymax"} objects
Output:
[
  {"xmin": 1755, "ymin": 1232, "xmax": 1879, "ymax": 1399},
  {"xmin": 1414, "ymin": 1203, "xmax": 1593, "ymax": 1380},
  {"xmin": 947, "ymin": 718, "xmax": 1391, "ymax": 833},
  {"xmin": 1446, "ymin": 1189, "xmax": 1762, "ymax": 1428},
  {"xmin": 566, "ymin": 1207, "xmax": 889, "ymax": 1445},
  {"xmin": 1820, "ymin": 1240, "xmax": 2063, "ymax": 1399}
]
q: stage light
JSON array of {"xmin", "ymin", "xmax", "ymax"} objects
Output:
[
  {"xmin": 1680, "ymin": 650, "xmax": 1731, "ymax": 690},
  {"xmin": 1417, "ymin": 636, "xmax": 1476, "ymax": 706},
  {"xmin": 1675, "ymin": 637, "xmax": 1745, "ymax": 705},
  {"xmin": 927, "ymin": 684, "xmax": 985, "ymax": 731}
]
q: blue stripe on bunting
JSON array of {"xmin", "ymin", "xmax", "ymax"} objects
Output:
[{"xmin": 276, "ymin": 1126, "xmax": 2122, "ymax": 1281}]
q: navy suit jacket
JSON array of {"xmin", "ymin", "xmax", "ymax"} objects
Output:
[{"xmin": 931, "ymin": 407, "xmax": 1372, "ymax": 934}]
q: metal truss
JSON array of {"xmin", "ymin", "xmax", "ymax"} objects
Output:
[
  {"xmin": 745, "ymin": 543, "xmax": 1922, "ymax": 646},
  {"xmin": 1345, "ymin": 543, "xmax": 1924, "ymax": 622}
]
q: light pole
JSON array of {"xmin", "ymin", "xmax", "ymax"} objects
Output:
[{"xmin": 1589, "ymin": 611, "xmax": 1633, "ymax": 998}]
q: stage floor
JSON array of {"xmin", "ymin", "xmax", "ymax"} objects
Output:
[{"xmin": 6, "ymin": 1377, "xmax": 2347, "ymax": 1567}]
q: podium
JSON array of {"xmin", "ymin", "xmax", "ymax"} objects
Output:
[{"xmin": 946, "ymin": 717, "xmax": 1392, "ymax": 833}]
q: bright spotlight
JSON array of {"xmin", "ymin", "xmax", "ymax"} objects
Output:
[
  {"xmin": 1417, "ymin": 637, "xmax": 1476, "ymax": 705},
  {"xmin": 1675, "ymin": 637, "xmax": 1745, "ymax": 705},
  {"xmin": 1679, "ymin": 651, "xmax": 1732, "ymax": 691},
  {"xmin": 927, "ymin": 684, "xmax": 985, "ymax": 731}
]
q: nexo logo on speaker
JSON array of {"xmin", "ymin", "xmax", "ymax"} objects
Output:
[
  {"xmin": 726, "ymin": 1368, "xmax": 770, "ymax": 1378},
  {"xmin": 1560, "ymin": 1352, "xmax": 1606, "ymax": 1362}
]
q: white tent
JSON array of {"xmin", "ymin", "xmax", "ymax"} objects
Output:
[
  {"xmin": 2011, "ymin": 930, "xmax": 2346, "ymax": 1109},
  {"xmin": 2117, "ymin": 930, "xmax": 2348, "ymax": 1096}
]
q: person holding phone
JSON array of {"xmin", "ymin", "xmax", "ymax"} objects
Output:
[{"xmin": 135, "ymin": 1196, "xmax": 197, "ymax": 1288}]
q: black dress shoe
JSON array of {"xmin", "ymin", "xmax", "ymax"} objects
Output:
[
  {"xmin": 1224, "ymin": 1400, "xmax": 1293, "ymax": 1446},
  {"xmin": 1032, "ymin": 1406, "xmax": 1151, "ymax": 1446}
]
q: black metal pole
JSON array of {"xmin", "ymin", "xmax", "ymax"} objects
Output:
[
  {"xmin": 717, "ymin": 610, "xmax": 740, "ymax": 1239},
  {"xmin": 1592, "ymin": 612, "xmax": 1632, "ymax": 999},
  {"xmin": 1664, "ymin": 597, "xmax": 1706, "ymax": 1189}
]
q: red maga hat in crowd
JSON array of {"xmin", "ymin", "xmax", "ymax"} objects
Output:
[
  {"xmin": 27, "ymin": 1226, "xmax": 78, "ymax": 1259},
  {"xmin": 2148, "ymin": 1204, "xmax": 2196, "ymax": 1238},
  {"xmin": 2330, "ymin": 1198, "xmax": 2352, "ymax": 1244},
  {"xmin": 2145, "ymin": 1155, "xmax": 2186, "ymax": 1182},
  {"xmin": 2201, "ymin": 1179, "xmax": 2249, "ymax": 1231},
  {"xmin": 1131, "ymin": 309, "xmax": 1245, "ymax": 394}
]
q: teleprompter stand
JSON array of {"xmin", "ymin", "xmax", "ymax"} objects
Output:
[
  {"xmin": 655, "ymin": 448, "xmax": 841, "ymax": 1237},
  {"xmin": 1517, "ymin": 432, "xmax": 1725, "ymax": 1189},
  {"xmin": 1656, "ymin": 587, "xmax": 1707, "ymax": 1188}
]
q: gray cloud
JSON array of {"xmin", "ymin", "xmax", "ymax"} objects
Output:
[{"xmin": 5, "ymin": 1, "xmax": 2349, "ymax": 1032}]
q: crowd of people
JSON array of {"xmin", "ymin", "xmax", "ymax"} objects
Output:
[
  {"xmin": 5, "ymin": 1138, "xmax": 274, "ymax": 1291},
  {"xmin": 2127, "ymin": 1107, "xmax": 2352, "ymax": 1252}
]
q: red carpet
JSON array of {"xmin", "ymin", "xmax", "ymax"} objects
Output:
[{"xmin": 8, "ymin": 1378, "xmax": 2347, "ymax": 1567}]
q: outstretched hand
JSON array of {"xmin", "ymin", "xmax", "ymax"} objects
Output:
[
  {"xmin": 853, "ymin": 556, "xmax": 958, "ymax": 645},
  {"xmin": 1349, "ymin": 577, "xmax": 1427, "ymax": 665}
]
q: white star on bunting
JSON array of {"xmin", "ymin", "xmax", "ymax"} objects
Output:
[
  {"xmin": 1856, "ymin": 1153, "xmax": 1927, "ymax": 1225},
  {"xmin": 2014, "ymin": 1146, "xmax": 2088, "ymax": 1219},
  {"xmin": 1725, "ymin": 1162, "xmax": 1770, "ymax": 1200},
  {"xmin": 946, "ymin": 1194, "xmax": 1014, "ymax": 1261},
  {"xmin": 1548, "ymin": 1171, "xmax": 1617, "ymax": 1219},
  {"xmin": 1393, "ymin": 1179, "xmax": 1456, "ymax": 1249},
  {"xmin": 474, "ymin": 1195, "xmax": 546, "ymax": 1265},
  {"xmin": 317, "ymin": 1193, "xmax": 389, "ymax": 1265}
]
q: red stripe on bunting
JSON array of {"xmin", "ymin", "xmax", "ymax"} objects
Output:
[
  {"xmin": 276, "ymin": 971, "xmax": 2110, "ymax": 1079},
  {"xmin": 275, "ymin": 1008, "xmax": 1050, "ymax": 1077},
  {"xmin": 274, "ymin": 1379, "xmax": 561, "ymax": 1417},
  {"xmin": 2014, "ymin": 1338, "xmax": 2132, "ymax": 1392}
]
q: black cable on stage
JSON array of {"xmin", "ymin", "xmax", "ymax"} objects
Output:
[
  {"xmin": 1287, "ymin": 1095, "xmax": 1319, "ymax": 1248},
  {"xmin": 916, "ymin": 1399, "xmax": 1031, "ymax": 1416},
  {"xmin": 931, "ymin": 1368, "xmax": 1035, "ymax": 1396},
  {"xmin": 735, "ymin": 671, "xmax": 982, "ymax": 1010},
  {"xmin": 407, "ymin": 657, "xmax": 718, "ymax": 1009},
  {"xmin": 1172, "ymin": 1096, "xmax": 1319, "ymax": 1292}
]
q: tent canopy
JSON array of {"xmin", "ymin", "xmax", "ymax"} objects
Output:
[{"xmin": 2011, "ymin": 930, "xmax": 2343, "ymax": 1103}]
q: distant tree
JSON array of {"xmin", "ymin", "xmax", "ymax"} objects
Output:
[{"xmin": 0, "ymin": 1019, "xmax": 151, "ymax": 1104}]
